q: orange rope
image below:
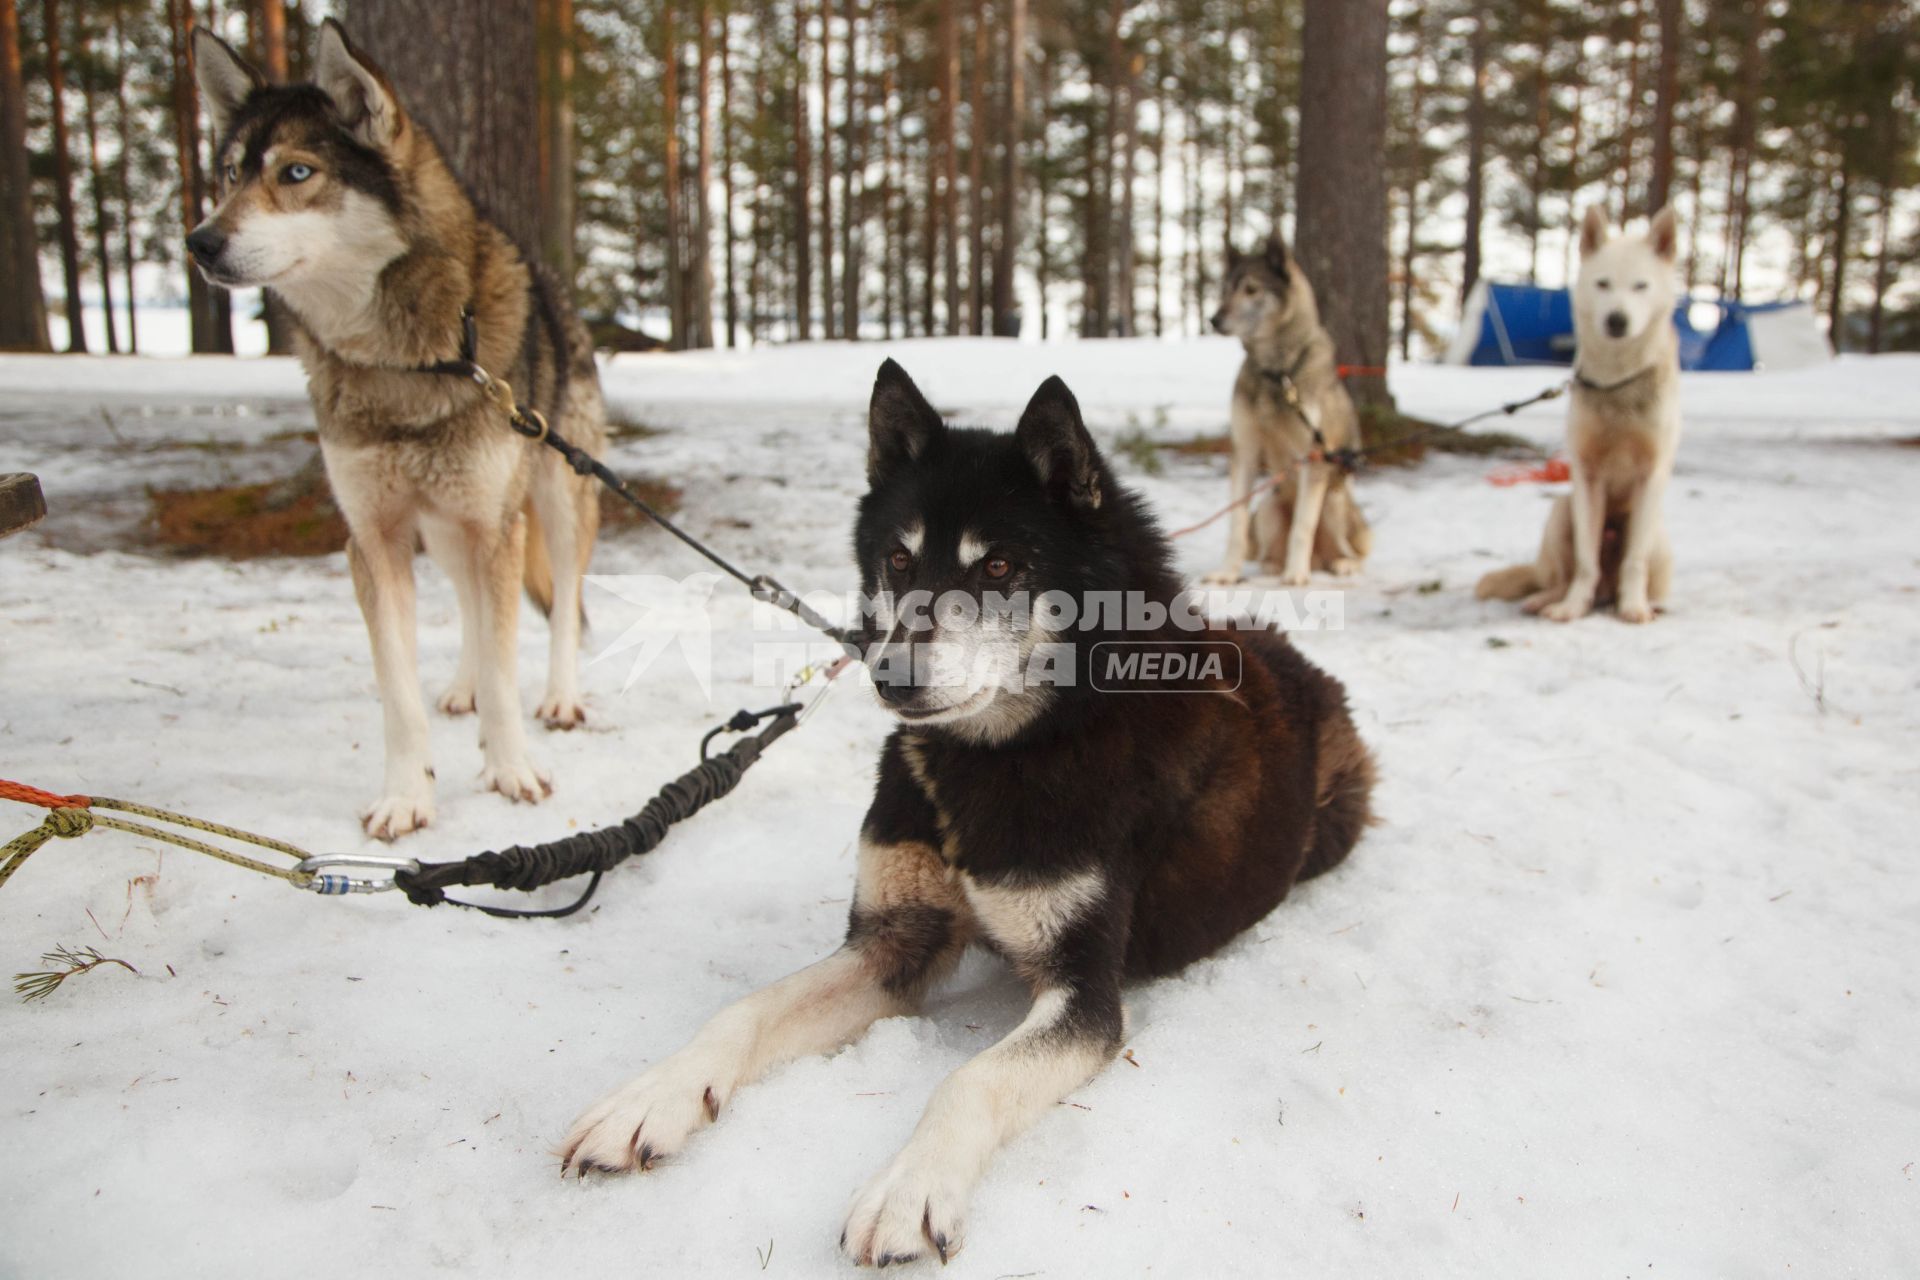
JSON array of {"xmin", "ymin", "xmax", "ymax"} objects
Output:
[
  {"xmin": 1337, "ymin": 365, "xmax": 1388, "ymax": 379},
  {"xmin": 0, "ymin": 779, "xmax": 91, "ymax": 810}
]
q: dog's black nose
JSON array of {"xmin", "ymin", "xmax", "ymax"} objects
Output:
[
  {"xmin": 1209, "ymin": 311, "xmax": 1227, "ymax": 334},
  {"xmin": 875, "ymin": 678, "xmax": 916, "ymax": 706},
  {"xmin": 1605, "ymin": 311, "xmax": 1629, "ymax": 338},
  {"xmin": 186, "ymin": 225, "xmax": 227, "ymax": 268}
]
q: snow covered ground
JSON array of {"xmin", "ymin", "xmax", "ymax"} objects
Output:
[{"xmin": 2, "ymin": 341, "xmax": 1917, "ymax": 1278}]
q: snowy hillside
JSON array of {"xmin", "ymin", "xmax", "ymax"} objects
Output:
[{"xmin": 2, "ymin": 341, "xmax": 1916, "ymax": 1278}]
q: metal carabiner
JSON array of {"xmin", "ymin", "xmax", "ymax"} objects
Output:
[{"xmin": 295, "ymin": 853, "xmax": 422, "ymax": 896}]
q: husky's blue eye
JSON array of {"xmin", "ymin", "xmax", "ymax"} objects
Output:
[{"xmin": 283, "ymin": 163, "xmax": 314, "ymax": 184}]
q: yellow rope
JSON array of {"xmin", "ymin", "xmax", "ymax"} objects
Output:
[{"xmin": 0, "ymin": 798, "xmax": 315, "ymax": 893}]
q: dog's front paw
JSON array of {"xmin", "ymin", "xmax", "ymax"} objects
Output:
[
  {"xmin": 363, "ymin": 789, "xmax": 434, "ymax": 841},
  {"xmin": 437, "ymin": 683, "xmax": 476, "ymax": 716},
  {"xmin": 559, "ymin": 1060, "xmax": 729, "ymax": 1177},
  {"xmin": 1279, "ymin": 566, "xmax": 1312, "ymax": 587},
  {"xmin": 1616, "ymin": 598, "xmax": 1655, "ymax": 624},
  {"xmin": 1329, "ymin": 557, "xmax": 1362, "ymax": 578},
  {"xmin": 841, "ymin": 1149, "xmax": 969, "ymax": 1267},
  {"xmin": 1540, "ymin": 595, "xmax": 1591, "ymax": 623},
  {"xmin": 1199, "ymin": 564, "xmax": 1245, "ymax": 586},
  {"xmin": 536, "ymin": 695, "xmax": 586, "ymax": 730},
  {"xmin": 481, "ymin": 757, "xmax": 552, "ymax": 803}
]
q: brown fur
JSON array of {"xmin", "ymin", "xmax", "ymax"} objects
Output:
[
  {"xmin": 191, "ymin": 23, "xmax": 608, "ymax": 837},
  {"xmin": 1206, "ymin": 231, "xmax": 1372, "ymax": 585}
]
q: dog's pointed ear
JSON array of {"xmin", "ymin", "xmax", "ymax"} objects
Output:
[
  {"xmin": 1648, "ymin": 206, "xmax": 1679, "ymax": 263},
  {"xmin": 1016, "ymin": 376, "xmax": 1103, "ymax": 511},
  {"xmin": 192, "ymin": 29, "xmax": 264, "ymax": 144},
  {"xmin": 868, "ymin": 359, "xmax": 945, "ymax": 483},
  {"xmin": 1580, "ymin": 206, "xmax": 1611, "ymax": 259},
  {"xmin": 316, "ymin": 19, "xmax": 402, "ymax": 149},
  {"xmin": 1264, "ymin": 229, "xmax": 1292, "ymax": 281}
]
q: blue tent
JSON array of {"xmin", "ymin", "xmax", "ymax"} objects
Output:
[{"xmin": 1447, "ymin": 282, "xmax": 1830, "ymax": 371}]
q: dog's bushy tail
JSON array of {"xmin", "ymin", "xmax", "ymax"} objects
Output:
[
  {"xmin": 1475, "ymin": 562, "xmax": 1540, "ymax": 602},
  {"xmin": 1300, "ymin": 709, "xmax": 1376, "ymax": 882}
]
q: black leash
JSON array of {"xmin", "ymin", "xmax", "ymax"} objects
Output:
[
  {"xmin": 388, "ymin": 311, "xmax": 858, "ymax": 918},
  {"xmin": 393, "ymin": 703, "xmax": 805, "ymax": 918},
  {"xmin": 413, "ymin": 308, "xmax": 851, "ymax": 648},
  {"xmin": 1261, "ymin": 347, "xmax": 1567, "ymax": 473}
]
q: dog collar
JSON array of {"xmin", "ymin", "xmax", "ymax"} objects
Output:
[{"xmin": 1572, "ymin": 363, "xmax": 1655, "ymax": 394}]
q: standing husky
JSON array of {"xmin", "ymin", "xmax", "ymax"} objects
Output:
[
  {"xmin": 1205, "ymin": 230, "xmax": 1371, "ymax": 585},
  {"xmin": 189, "ymin": 22, "xmax": 607, "ymax": 837},
  {"xmin": 1477, "ymin": 207, "xmax": 1681, "ymax": 623},
  {"xmin": 560, "ymin": 361, "xmax": 1375, "ymax": 1266}
]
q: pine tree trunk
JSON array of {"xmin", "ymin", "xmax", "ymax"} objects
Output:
[
  {"xmin": 78, "ymin": 16, "xmax": 118, "ymax": 353},
  {"xmin": 1828, "ymin": 161, "xmax": 1851, "ymax": 350},
  {"xmin": 350, "ymin": 0, "xmax": 544, "ymax": 254},
  {"xmin": 1461, "ymin": 0, "xmax": 1486, "ymax": 305},
  {"xmin": 989, "ymin": 0, "xmax": 1023, "ymax": 336},
  {"xmin": 1868, "ymin": 182, "xmax": 1891, "ymax": 354},
  {"xmin": 1150, "ymin": 42, "xmax": 1163, "ymax": 338},
  {"xmin": 256, "ymin": 0, "xmax": 293, "ymax": 352},
  {"xmin": 720, "ymin": 1, "xmax": 737, "ymax": 347},
  {"xmin": 1296, "ymin": 0, "xmax": 1392, "ymax": 410},
  {"xmin": 1647, "ymin": 0, "xmax": 1680, "ymax": 214},
  {"xmin": 1114, "ymin": 43, "xmax": 1137, "ymax": 338},
  {"xmin": 692, "ymin": 0, "xmax": 715, "ymax": 348},
  {"xmin": 793, "ymin": 73, "xmax": 812, "ymax": 339},
  {"xmin": 663, "ymin": 3, "xmax": 685, "ymax": 347},
  {"xmin": 166, "ymin": 0, "xmax": 216, "ymax": 351},
  {"xmin": 1034, "ymin": 37, "xmax": 1051, "ymax": 339},
  {"xmin": 816, "ymin": 0, "xmax": 835, "ymax": 338},
  {"xmin": 965, "ymin": 0, "xmax": 986, "ymax": 335},
  {"xmin": 840, "ymin": 0, "xmax": 860, "ymax": 338},
  {"xmin": 0, "ymin": 0, "xmax": 47, "ymax": 350},
  {"xmin": 44, "ymin": 0, "xmax": 88, "ymax": 352},
  {"xmin": 938, "ymin": 0, "xmax": 959, "ymax": 332},
  {"xmin": 880, "ymin": 18, "xmax": 896, "ymax": 337},
  {"xmin": 540, "ymin": 0, "xmax": 577, "ymax": 289},
  {"xmin": 1725, "ymin": 0, "xmax": 1760, "ymax": 302},
  {"xmin": 110, "ymin": 0, "xmax": 135, "ymax": 352}
]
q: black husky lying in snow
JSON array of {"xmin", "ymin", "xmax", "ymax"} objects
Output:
[{"xmin": 561, "ymin": 360, "xmax": 1375, "ymax": 1266}]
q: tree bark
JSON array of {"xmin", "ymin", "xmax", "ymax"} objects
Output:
[
  {"xmin": 663, "ymin": 3, "xmax": 685, "ymax": 347},
  {"xmin": 1828, "ymin": 161, "xmax": 1851, "ymax": 350},
  {"xmin": 989, "ymin": 0, "xmax": 1023, "ymax": 336},
  {"xmin": 938, "ymin": 0, "xmax": 959, "ymax": 332},
  {"xmin": 965, "ymin": 0, "xmax": 986, "ymax": 335},
  {"xmin": 78, "ymin": 12, "xmax": 118, "ymax": 353},
  {"xmin": 44, "ymin": 0, "xmax": 88, "ymax": 351},
  {"xmin": 692, "ymin": 0, "xmax": 715, "ymax": 347},
  {"xmin": 1647, "ymin": 0, "xmax": 1680, "ymax": 214},
  {"xmin": 1114, "ymin": 45, "xmax": 1138, "ymax": 337},
  {"xmin": 816, "ymin": 0, "xmax": 835, "ymax": 338},
  {"xmin": 1460, "ymin": 0, "xmax": 1486, "ymax": 305},
  {"xmin": 840, "ymin": 0, "xmax": 860, "ymax": 337},
  {"xmin": 166, "ymin": 0, "xmax": 217, "ymax": 352},
  {"xmin": 720, "ymin": 0, "xmax": 737, "ymax": 346},
  {"xmin": 0, "ymin": 0, "xmax": 48, "ymax": 351},
  {"xmin": 256, "ymin": 0, "xmax": 293, "ymax": 352},
  {"xmin": 1868, "ymin": 183, "xmax": 1892, "ymax": 354},
  {"xmin": 793, "ymin": 73, "xmax": 812, "ymax": 339},
  {"xmin": 1296, "ymin": 0, "xmax": 1391, "ymax": 409},
  {"xmin": 350, "ymin": 0, "xmax": 544, "ymax": 255},
  {"xmin": 539, "ymin": 0, "xmax": 577, "ymax": 289},
  {"xmin": 109, "ymin": 0, "xmax": 135, "ymax": 351}
]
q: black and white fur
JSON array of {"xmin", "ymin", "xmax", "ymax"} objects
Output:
[{"xmin": 560, "ymin": 362, "xmax": 1375, "ymax": 1266}]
